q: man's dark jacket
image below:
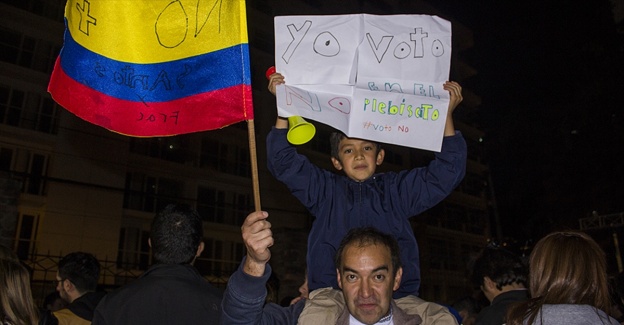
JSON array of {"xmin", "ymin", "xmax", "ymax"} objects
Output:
[
  {"xmin": 92, "ymin": 263, "xmax": 222, "ymax": 325},
  {"xmin": 39, "ymin": 291, "xmax": 106, "ymax": 325},
  {"xmin": 475, "ymin": 289, "xmax": 529, "ymax": 325}
]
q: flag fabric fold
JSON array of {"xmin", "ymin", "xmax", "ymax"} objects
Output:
[{"xmin": 48, "ymin": 0, "xmax": 253, "ymax": 136}]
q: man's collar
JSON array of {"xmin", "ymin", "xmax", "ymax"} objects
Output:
[{"xmin": 348, "ymin": 304, "xmax": 393, "ymax": 325}]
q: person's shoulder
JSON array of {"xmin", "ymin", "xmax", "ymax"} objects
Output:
[
  {"xmin": 474, "ymin": 304, "xmax": 501, "ymax": 324},
  {"xmin": 536, "ymin": 304, "xmax": 620, "ymax": 324},
  {"xmin": 39, "ymin": 309, "xmax": 59, "ymax": 325}
]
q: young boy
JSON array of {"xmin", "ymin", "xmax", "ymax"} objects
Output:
[{"xmin": 267, "ymin": 72, "xmax": 467, "ymax": 299}]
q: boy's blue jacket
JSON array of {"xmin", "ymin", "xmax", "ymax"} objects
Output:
[{"xmin": 267, "ymin": 127, "xmax": 467, "ymax": 298}]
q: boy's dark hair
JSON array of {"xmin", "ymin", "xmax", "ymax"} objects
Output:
[
  {"xmin": 58, "ymin": 252, "xmax": 100, "ymax": 293},
  {"xmin": 150, "ymin": 204, "xmax": 203, "ymax": 265},
  {"xmin": 329, "ymin": 131, "xmax": 382, "ymax": 161},
  {"xmin": 470, "ymin": 246, "xmax": 527, "ymax": 290},
  {"xmin": 334, "ymin": 227, "xmax": 402, "ymax": 277}
]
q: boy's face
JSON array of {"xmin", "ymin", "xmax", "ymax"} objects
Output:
[{"xmin": 331, "ymin": 138, "xmax": 384, "ymax": 182}]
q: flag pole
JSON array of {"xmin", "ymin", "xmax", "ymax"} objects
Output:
[{"xmin": 247, "ymin": 119, "xmax": 262, "ymax": 211}]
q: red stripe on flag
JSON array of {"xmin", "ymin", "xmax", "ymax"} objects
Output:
[{"xmin": 48, "ymin": 58, "xmax": 253, "ymax": 137}]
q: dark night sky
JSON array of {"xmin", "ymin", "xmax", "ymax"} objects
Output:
[{"xmin": 433, "ymin": 0, "xmax": 624, "ymax": 241}]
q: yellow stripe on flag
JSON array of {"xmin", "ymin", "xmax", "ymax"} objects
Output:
[{"xmin": 66, "ymin": 0, "xmax": 248, "ymax": 64}]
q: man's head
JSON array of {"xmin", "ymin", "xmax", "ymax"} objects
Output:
[
  {"xmin": 451, "ymin": 296, "xmax": 480, "ymax": 325},
  {"xmin": 330, "ymin": 132, "xmax": 384, "ymax": 182},
  {"xmin": 470, "ymin": 246, "xmax": 527, "ymax": 302},
  {"xmin": 56, "ymin": 252, "xmax": 100, "ymax": 303},
  {"xmin": 150, "ymin": 204, "xmax": 204, "ymax": 265},
  {"xmin": 335, "ymin": 227, "xmax": 402, "ymax": 325}
]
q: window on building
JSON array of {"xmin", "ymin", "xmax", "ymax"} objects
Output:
[
  {"xmin": 24, "ymin": 153, "xmax": 47, "ymax": 195},
  {"xmin": 0, "ymin": 148, "xmax": 13, "ymax": 171},
  {"xmin": 461, "ymin": 172, "xmax": 486, "ymax": 197},
  {"xmin": 465, "ymin": 137, "xmax": 484, "ymax": 162},
  {"xmin": 1, "ymin": 146, "xmax": 49, "ymax": 196},
  {"xmin": 444, "ymin": 204, "xmax": 465, "ymax": 231},
  {"xmin": 249, "ymin": 0, "xmax": 272, "ymax": 15},
  {"xmin": 0, "ymin": 84, "xmax": 60, "ymax": 134},
  {"xmin": 196, "ymin": 187, "xmax": 251, "ymax": 225},
  {"xmin": 129, "ymin": 135, "xmax": 194, "ymax": 164},
  {"xmin": 200, "ymin": 140, "xmax": 250, "ymax": 177},
  {"xmin": 252, "ymin": 29, "xmax": 275, "ymax": 53},
  {"xmin": 195, "ymin": 239, "xmax": 244, "ymax": 277},
  {"xmin": 15, "ymin": 212, "xmax": 39, "ymax": 260},
  {"xmin": 123, "ymin": 172, "xmax": 185, "ymax": 213},
  {"xmin": 466, "ymin": 209, "xmax": 488, "ymax": 235},
  {"xmin": 429, "ymin": 238, "xmax": 458, "ymax": 271},
  {"xmin": 0, "ymin": 26, "xmax": 60, "ymax": 74},
  {"xmin": 2, "ymin": 0, "xmax": 64, "ymax": 21},
  {"xmin": 116, "ymin": 227, "xmax": 150, "ymax": 271}
]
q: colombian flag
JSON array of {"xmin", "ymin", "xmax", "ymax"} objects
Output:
[{"xmin": 48, "ymin": 0, "xmax": 253, "ymax": 136}]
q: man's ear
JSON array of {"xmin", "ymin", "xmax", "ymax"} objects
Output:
[
  {"xmin": 393, "ymin": 267, "xmax": 403, "ymax": 291},
  {"xmin": 331, "ymin": 157, "xmax": 343, "ymax": 171},
  {"xmin": 196, "ymin": 241, "xmax": 205, "ymax": 257},
  {"xmin": 376, "ymin": 148, "xmax": 385, "ymax": 166},
  {"xmin": 64, "ymin": 279, "xmax": 75, "ymax": 293},
  {"xmin": 336, "ymin": 269, "xmax": 343, "ymax": 289}
]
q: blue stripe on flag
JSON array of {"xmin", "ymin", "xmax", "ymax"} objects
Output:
[{"xmin": 59, "ymin": 30, "xmax": 250, "ymax": 103}]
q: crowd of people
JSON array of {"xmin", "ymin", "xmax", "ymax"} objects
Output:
[
  {"xmin": 3, "ymin": 209, "xmax": 623, "ymax": 325},
  {"xmin": 1, "ymin": 72, "xmax": 622, "ymax": 325}
]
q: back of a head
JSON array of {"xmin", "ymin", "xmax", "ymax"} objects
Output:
[
  {"xmin": 58, "ymin": 252, "xmax": 100, "ymax": 294},
  {"xmin": 0, "ymin": 259, "xmax": 39, "ymax": 325},
  {"xmin": 529, "ymin": 231, "xmax": 610, "ymax": 309},
  {"xmin": 452, "ymin": 296, "xmax": 481, "ymax": 319},
  {"xmin": 334, "ymin": 227, "xmax": 401, "ymax": 276},
  {"xmin": 151, "ymin": 204, "xmax": 203, "ymax": 265},
  {"xmin": 471, "ymin": 245, "xmax": 527, "ymax": 289}
]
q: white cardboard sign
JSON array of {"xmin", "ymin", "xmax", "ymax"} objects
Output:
[{"xmin": 274, "ymin": 14, "xmax": 452, "ymax": 151}]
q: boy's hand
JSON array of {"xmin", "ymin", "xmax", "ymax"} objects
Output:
[
  {"xmin": 266, "ymin": 70, "xmax": 288, "ymax": 128},
  {"xmin": 242, "ymin": 211, "xmax": 273, "ymax": 276},
  {"xmin": 444, "ymin": 81, "xmax": 463, "ymax": 115},
  {"xmin": 443, "ymin": 81, "xmax": 462, "ymax": 136},
  {"xmin": 268, "ymin": 73, "xmax": 285, "ymax": 96}
]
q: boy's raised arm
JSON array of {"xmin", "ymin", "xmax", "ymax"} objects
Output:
[
  {"xmin": 443, "ymin": 81, "xmax": 463, "ymax": 137},
  {"xmin": 267, "ymin": 71, "xmax": 288, "ymax": 129}
]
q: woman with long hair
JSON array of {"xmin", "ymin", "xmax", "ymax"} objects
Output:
[
  {"xmin": 0, "ymin": 259, "xmax": 39, "ymax": 325},
  {"xmin": 507, "ymin": 231, "xmax": 618, "ymax": 324}
]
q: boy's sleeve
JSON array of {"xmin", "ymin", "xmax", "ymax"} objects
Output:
[
  {"xmin": 221, "ymin": 258, "xmax": 304, "ymax": 325},
  {"xmin": 266, "ymin": 127, "xmax": 331, "ymax": 215},
  {"xmin": 397, "ymin": 131, "xmax": 467, "ymax": 215}
]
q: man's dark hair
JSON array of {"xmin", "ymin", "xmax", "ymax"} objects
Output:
[
  {"xmin": 58, "ymin": 252, "xmax": 100, "ymax": 293},
  {"xmin": 470, "ymin": 246, "xmax": 527, "ymax": 290},
  {"xmin": 151, "ymin": 204, "xmax": 203, "ymax": 265},
  {"xmin": 334, "ymin": 227, "xmax": 401, "ymax": 276},
  {"xmin": 329, "ymin": 131, "xmax": 381, "ymax": 161}
]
